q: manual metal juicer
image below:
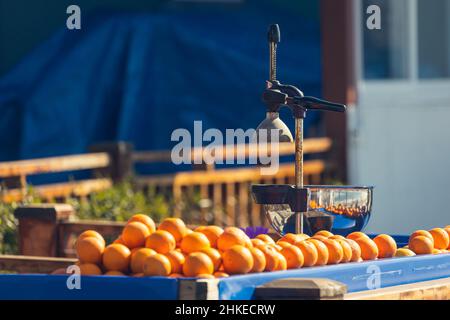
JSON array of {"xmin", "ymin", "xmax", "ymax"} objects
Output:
[{"xmin": 252, "ymin": 25, "xmax": 373, "ymax": 236}]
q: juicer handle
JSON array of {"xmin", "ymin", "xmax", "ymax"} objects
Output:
[
  {"xmin": 293, "ymin": 96, "xmax": 346, "ymax": 113},
  {"xmin": 268, "ymin": 24, "xmax": 280, "ymax": 43}
]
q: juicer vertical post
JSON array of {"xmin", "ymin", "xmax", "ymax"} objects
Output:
[
  {"xmin": 268, "ymin": 24, "xmax": 279, "ymax": 82},
  {"xmin": 294, "ymin": 118, "xmax": 304, "ymax": 234},
  {"xmin": 267, "ymin": 24, "xmax": 280, "ymax": 128}
]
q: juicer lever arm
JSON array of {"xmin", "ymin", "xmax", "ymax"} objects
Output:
[
  {"xmin": 292, "ymin": 96, "xmax": 346, "ymax": 113},
  {"xmin": 262, "ymin": 88, "xmax": 288, "ymax": 113}
]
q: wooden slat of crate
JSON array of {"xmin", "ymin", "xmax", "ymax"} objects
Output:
[
  {"xmin": 0, "ymin": 153, "xmax": 110, "ymax": 177},
  {"xmin": 1, "ymin": 178, "xmax": 113, "ymax": 203},
  {"xmin": 0, "ymin": 255, "xmax": 77, "ymax": 274},
  {"xmin": 58, "ymin": 220, "xmax": 126, "ymax": 236},
  {"xmin": 345, "ymin": 277, "xmax": 450, "ymax": 300}
]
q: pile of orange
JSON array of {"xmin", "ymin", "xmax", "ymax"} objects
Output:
[
  {"xmin": 69, "ymin": 215, "xmax": 450, "ymax": 278},
  {"xmin": 404, "ymin": 227, "xmax": 450, "ymax": 256}
]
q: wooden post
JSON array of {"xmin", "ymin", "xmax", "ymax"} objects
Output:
[
  {"xmin": 254, "ymin": 278, "xmax": 347, "ymax": 300},
  {"xmin": 320, "ymin": 0, "xmax": 356, "ymax": 182},
  {"xmin": 89, "ymin": 141, "xmax": 133, "ymax": 182},
  {"xmin": 14, "ymin": 204, "xmax": 75, "ymax": 257}
]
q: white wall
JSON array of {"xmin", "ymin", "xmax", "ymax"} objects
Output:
[{"xmin": 348, "ymin": 81, "xmax": 450, "ymax": 235}]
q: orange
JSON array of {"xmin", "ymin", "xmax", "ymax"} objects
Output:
[
  {"xmin": 276, "ymin": 241, "xmax": 292, "ymax": 249},
  {"xmin": 347, "ymin": 232, "xmax": 370, "ymax": 241},
  {"xmin": 251, "ymin": 238, "xmax": 266, "ymax": 247},
  {"xmin": 249, "ymin": 247, "xmax": 266, "ymax": 273},
  {"xmin": 197, "ymin": 226, "xmax": 224, "ymax": 248},
  {"xmin": 294, "ymin": 240, "xmax": 318, "ymax": 267},
  {"xmin": 270, "ymin": 244, "xmax": 283, "ymax": 251},
  {"xmin": 197, "ymin": 274, "xmax": 215, "ymax": 279},
  {"xmin": 222, "ymin": 245, "xmax": 254, "ymax": 274},
  {"xmin": 255, "ymin": 234, "xmax": 275, "ymax": 244},
  {"xmin": 444, "ymin": 227, "xmax": 450, "ymax": 248},
  {"xmin": 78, "ymin": 230, "xmax": 105, "ymax": 247},
  {"xmin": 113, "ymin": 236, "xmax": 125, "ymax": 245},
  {"xmin": 394, "ymin": 248, "xmax": 416, "ymax": 257},
  {"xmin": 130, "ymin": 247, "xmax": 142, "ymax": 256},
  {"xmin": 273, "ymin": 252, "xmax": 287, "ymax": 271},
  {"xmin": 409, "ymin": 235, "xmax": 434, "ymax": 255},
  {"xmin": 279, "ymin": 233, "xmax": 300, "ymax": 244},
  {"xmin": 143, "ymin": 253, "xmax": 172, "ymax": 276},
  {"xmin": 306, "ymin": 239, "xmax": 329, "ymax": 266},
  {"xmin": 214, "ymin": 271, "xmax": 229, "ymax": 278},
  {"xmin": 132, "ymin": 273, "xmax": 144, "ymax": 277},
  {"xmin": 409, "ymin": 230, "xmax": 434, "ymax": 244},
  {"xmin": 102, "ymin": 244, "xmax": 131, "ymax": 272},
  {"xmin": 122, "ymin": 221, "xmax": 151, "ymax": 249},
  {"xmin": 199, "ymin": 248, "xmax": 222, "ymax": 271},
  {"xmin": 79, "ymin": 263, "xmax": 102, "ymax": 275},
  {"xmin": 322, "ymin": 239, "xmax": 343, "ymax": 265},
  {"xmin": 51, "ymin": 268, "xmax": 67, "ymax": 275},
  {"xmin": 373, "ymin": 234, "xmax": 397, "ymax": 258},
  {"xmin": 297, "ymin": 234, "xmax": 310, "ymax": 241},
  {"xmin": 104, "ymin": 270, "xmax": 125, "ymax": 276},
  {"xmin": 312, "ymin": 235, "xmax": 329, "ymax": 242},
  {"xmin": 344, "ymin": 238, "xmax": 361, "ymax": 262},
  {"xmin": 432, "ymin": 248, "xmax": 441, "ymax": 254},
  {"xmin": 355, "ymin": 237, "xmax": 378, "ymax": 260},
  {"xmin": 429, "ymin": 228, "xmax": 450, "ymax": 249},
  {"xmin": 314, "ymin": 230, "xmax": 334, "ymax": 238},
  {"xmin": 127, "ymin": 214, "xmax": 156, "ymax": 233},
  {"xmin": 336, "ymin": 239, "xmax": 353, "ymax": 263},
  {"xmin": 130, "ymin": 248, "xmax": 156, "ymax": 274},
  {"xmin": 76, "ymin": 237, "xmax": 104, "ymax": 264},
  {"xmin": 244, "ymin": 238, "xmax": 253, "ymax": 248},
  {"xmin": 217, "ymin": 227, "xmax": 251, "ymax": 252},
  {"xmin": 180, "ymin": 232, "xmax": 210, "ymax": 254},
  {"xmin": 168, "ymin": 273, "xmax": 184, "ymax": 278},
  {"xmin": 145, "ymin": 230, "xmax": 176, "ymax": 254},
  {"xmin": 329, "ymin": 235, "xmax": 346, "ymax": 241},
  {"xmin": 158, "ymin": 218, "xmax": 187, "ymax": 242},
  {"xmin": 259, "ymin": 245, "xmax": 279, "ymax": 271},
  {"xmin": 280, "ymin": 245, "xmax": 304, "ymax": 269},
  {"xmin": 183, "ymin": 252, "xmax": 214, "ymax": 277},
  {"xmin": 164, "ymin": 250, "xmax": 186, "ymax": 274}
]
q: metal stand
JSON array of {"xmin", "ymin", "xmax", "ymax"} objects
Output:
[{"xmin": 294, "ymin": 118, "xmax": 304, "ymax": 234}]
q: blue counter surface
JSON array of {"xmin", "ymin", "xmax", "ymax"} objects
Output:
[{"xmin": 0, "ymin": 235, "xmax": 448, "ymax": 300}]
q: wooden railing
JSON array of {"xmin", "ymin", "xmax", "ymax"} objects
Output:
[
  {"xmin": 0, "ymin": 142, "xmax": 135, "ymax": 203},
  {"xmin": 0, "ymin": 152, "xmax": 112, "ymax": 202}
]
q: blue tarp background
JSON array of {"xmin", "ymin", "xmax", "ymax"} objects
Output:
[{"xmin": 0, "ymin": 5, "xmax": 322, "ymax": 174}]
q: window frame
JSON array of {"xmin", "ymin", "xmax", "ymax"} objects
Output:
[{"xmin": 355, "ymin": 0, "xmax": 450, "ymax": 86}]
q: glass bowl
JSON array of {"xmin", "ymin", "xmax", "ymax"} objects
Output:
[{"xmin": 253, "ymin": 185, "xmax": 374, "ymax": 236}]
